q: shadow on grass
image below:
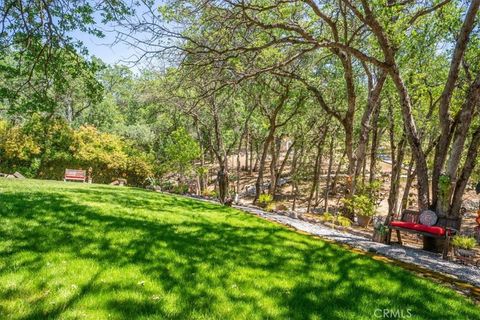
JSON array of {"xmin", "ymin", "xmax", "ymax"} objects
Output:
[{"xmin": 0, "ymin": 184, "xmax": 478, "ymax": 319}]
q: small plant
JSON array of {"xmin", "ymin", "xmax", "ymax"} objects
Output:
[
  {"xmin": 452, "ymin": 235, "xmax": 477, "ymax": 250},
  {"xmin": 374, "ymin": 223, "xmax": 388, "ymax": 236},
  {"xmin": 321, "ymin": 212, "xmax": 351, "ymax": 227},
  {"xmin": 343, "ymin": 195, "xmax": 375, "ymax": 217},
  {"xmin": 202, "ymin": 189, "xmax": 217, "ymax": 198},
  {"xmin": 257, "ymin": 194, "xmax": 273, "ymax": 208},
  {"xmin": 438, "ymin": 174, "xmax": 451, "ymax": 196},
  {"xmin": 172, "ymin": 183, "xmax": 189, "ymax": 195},
  {"xmin": 337, "ymin": 216, "xmax": 352, "ymax": 227},
  {"xmin": 265, "ymin": 202, "xmax": 276, "ymax": 212},
  {"xmin": 145, "ymin": 176, "xmax": 159, "ymax": 188},
  {"xmin": 159, "ymin": 180, "xmax": 174, "ymax": 192},
  {"xmin": 321, "ymin": 212, "xmax": 335, "ymax": 223}
]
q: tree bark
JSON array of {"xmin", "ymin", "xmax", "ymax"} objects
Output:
[
  {"xmin": 431, "ymin": 0, "xmax": 480, "ymax": 208},
  {"xmin": 324, "ymin": 136, "xmax": 335, "ymax": 213},
  {"xmin": 254, "ymin": 130, "xmax": 275, "ymax": 203},
  {"xmin": 386, "ymin": 135, "xmax": 406, "ymax": 224},
  {"xmin": 369, "ymin": 104, "xmax": 382, "ymax": 184},
  {"xmin": 353, "ymin": 70, "xmax": 386, "ymax": 191}
]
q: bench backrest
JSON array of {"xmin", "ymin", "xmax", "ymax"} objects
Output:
[{"xmin": 65, "ymin": 169, "xmax": 86, "ymax": 177}]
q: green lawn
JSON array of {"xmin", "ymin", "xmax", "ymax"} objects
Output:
[{"xmin": 0, "ymin": 179, "xmax": 478, "ymax": 319}]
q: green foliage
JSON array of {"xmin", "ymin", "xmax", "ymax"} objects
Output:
[
  {"xmin": 265, "ymin": 202, "xmax": 276, "ymax": 212},
  {"xmin": 321, "ymin": 212, "xmax": 335, "ymax": 223},
  {"xmin": 356, "ymin": 180, "xmax": 383, "ymax": 204},
  {"xmin": 321, "ymin": 212, "xmax": 352, "ymax": 227},
  {"xmin": 374, "ymin": 223, "xmax": 389, "ymax": 236},
  {"xmin": 0, "ymin": 118, "xmax": 154, "ymax": 185},
  {"xmin": 438, "ymin": 174, "xmax": 451, "ymax": 195},
  {"xmin": 202, "ymin": 189, "xmax": 217, "ymax": 198},
  {"xmin": 337, "ymin": 216, "xmax": 352, "ymax": 228},
  {"xmin": 159, "ymin": 127, "xmax": 200, "ymax": 177},
  {"xmin": 452, "ymin": 236, "xmax": 477, "ymax": 250},
  {"xmin": 257, "ymin": 194, "xmax": 273, "ymax": 207},
  {"xmin": 343, "ymin": 195, "xmax": 376, "ymax": 217},
  {"xmin": 171, "ymin": 183, "xmax": 189, "ymax": 195}
]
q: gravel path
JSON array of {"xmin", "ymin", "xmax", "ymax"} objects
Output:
[{"xmin": 231, "ymin": 204, "xmax": 480, "ymax": 288}]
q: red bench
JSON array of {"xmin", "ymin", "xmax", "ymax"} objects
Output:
[
  {"xmin": 64, "ymin": 169, "xmax": 86, "ymax": 182},
  {"xmin": 387, "ymin": 209, "xmax": 457, "ymax": 259}
]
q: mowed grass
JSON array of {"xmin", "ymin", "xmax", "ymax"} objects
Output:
[{"xmin": 0, "ymin": 179, "xmax": 478, "ymax": 320}]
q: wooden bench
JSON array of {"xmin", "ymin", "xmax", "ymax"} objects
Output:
[
  {"xmin": 64, "ymin": 169, "xmax": 86, "ymax": 182},
  {"xmin": 387, "ymin": 209, "xmax": 457, "ymax": 259}
]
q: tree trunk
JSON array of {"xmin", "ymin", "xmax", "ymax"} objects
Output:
[
  {"xmin": 353, "ymin": 72, "xmax": 386, "ymax": 191},
  {"xmin": 254, "ymin": 131, "xmax": 275, "ymax": 203},
  {"xmin": 331, "ymin": 149, "xmax": 346, "ymax": 194},
  {"xmin": 307, "ymin": 136, "xmax": 326, "ymax": 213},
  {"xmin": 245, "ymin": 129, "xmax": 249, "ymax": 172},
  {"xmin": 389, "ymin": 67, "xmax": 430, "ymax": 210},
  {"xmin": 324, "ymin": 136, "xmax": 335, "ymax": 213},
  {"xmin": 369, "ymin": 105, "xmax": 382, "ymax": 184},
  {"xmin": 218, "ymin": 165, "xmax": 229, "ymax": 204},
  {"xmin": 269, "ymin": 136, "xmax": 280, "ymax": 197},
  {"xmin": 400, "ymin": 159, "xmax": 415, "ymax": 213},
  {"xmin": 450, "ymin": 126, "xmax": 480, "ymax": 218},
  {"xmin": 438, "ymin": 73, "xmax": 480, "ymax": 217},
  {"xmin": 272, "ymin": 139, "xmax": 295, "ymax": 197},
  {"xmin": 387, "ymin": 136, "xmax": 406, "ymax": 219},
  {"xmin": 431, "ymin": 0, "xmax": 480, "ymax": 209}
]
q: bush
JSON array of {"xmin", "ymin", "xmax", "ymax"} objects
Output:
[
  {"xmin": 321, "ymin": 212, "xmax": 351, "ymax": 227},
  {"xmin": 343, "ymin": 195, "xmax": 376, "ymax": 217},
  {"xmin": 452, "ymin": 236, "xmax": 477, "ymax": 250},
  {"xmin": 265, "ymin": 202, "xmax": 276, "ymax": 212},
  {"xmin": 171, "ymin": 184, "xmax": 189, "ymax": 195},
  {"xmin": 257, "ymin": 194, "xmax": 273, "ymax": 207},
  {"xmin": 202, "ymin": 189, "xmax": 217, "ymax": 198},
  {"xmin": 337, "ymin": 216, "xmax": 352, "ymax": 227},
  {"xmin": 321, "ymin": 212, "xmax": 335, "ymax": 223}
]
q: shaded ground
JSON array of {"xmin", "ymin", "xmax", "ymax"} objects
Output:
[{"xmin": 0, "ymin": 179, "xmax": 479, "ymax": 319}]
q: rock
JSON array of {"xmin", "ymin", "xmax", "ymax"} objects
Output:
[
  {"xmin": 311, "ymin": 207, "xmax": 324, "ymax": 214},
  {"xmin": 288, "ymin": 211, "xmax": 298, "ymax": 219},
  {"xmin": 13, "ymin": 172, "xmax": 25, "ymax": 179},
  {"xmin": 277, "ymin": 177, "xmax": 291, "ymax": 186}
]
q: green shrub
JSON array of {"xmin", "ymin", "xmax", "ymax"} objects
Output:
[
  {"xmin": 337, "ymin": 216, "xmax": 352, "ymax": 227},
  {"xmin": 202, "ymin": 189, "xmax": 217, "ymax": 198},
  {"xmin": 343, "ymin": 195, "xmax": 375, "ymax": 217},
  {"xmin": 265, "ymin": 202, "xmax": 276, "ymax": 212},
  {"xmin": 321, "ymin": 212, "xmax": 335, "ymax": 223},
  {"xmin": 257, "ymin": 194, "xmax": 273, "ymax": 207},
  {"xmin": 321, "ymin": 212, "xmax": 352, "ymax": 227},
  {"xmin": 0, "ymin": 120, "xmax": 155, "ymax": 185},
  {"xmin": 452, "ymin": 236, "xmax": 477, "ymax": 250},
  {"xmin": 172, "ymin": 184, "xmax": 189, "ymax": 195}
]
